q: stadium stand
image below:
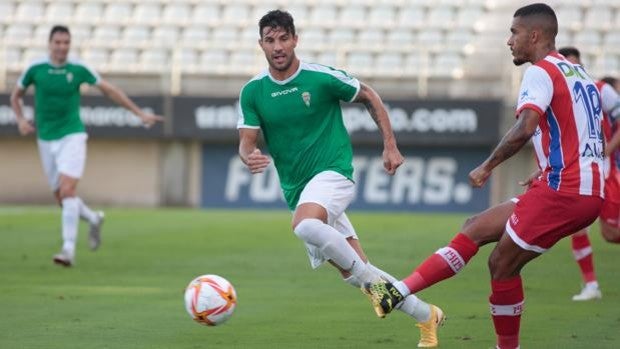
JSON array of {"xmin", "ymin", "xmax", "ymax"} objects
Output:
[{"xmin": 0, "ymin": 0, "xmax": 619, "ymax": 98}]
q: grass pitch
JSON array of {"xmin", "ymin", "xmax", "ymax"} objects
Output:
[{"xmin": 1, "ymin": 207, "xmax": 619, "ymax": 348}]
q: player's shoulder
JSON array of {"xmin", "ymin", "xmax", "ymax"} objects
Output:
[
  {"xmin": 300, "ymin": 61, "xmax": 352, "ymax": 79},
  {"xmin": 522, "ymin": 62, "xmax": 553, "ymax": 84},
  {"xmin": 240, "ymin": 69, "xmax": 270, "ymax": 95},
  {"xmin": 23, "ymin": 57, "xmax": 50, "ymax": 72}
]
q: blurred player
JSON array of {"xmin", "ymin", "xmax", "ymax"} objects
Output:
[
  {"xmin": 558, "ymin": 47, "xmax": 620, "ymax": 301},
  {"xmin": 362, "ymin": 4, "xmax": 604, "ymax": 348},
  {"xmin": 10, "ymin": 25, "xmax": 163, "ymax": 267},
  {"xmin": 238, "ymin": 10, "xmax": 444, "ymax": 347}
]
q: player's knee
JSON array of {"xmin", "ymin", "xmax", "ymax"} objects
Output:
[
  {"xmin": 293, "ymin": 218, "xmax": 323, "ymax": 241},
  {"xmin": 58, "ymin": 184, "xmax": 76, "ymax": 199},
  {"xmin": 601, "ymin": 227, "xmax": 620, "ymax": 243}
]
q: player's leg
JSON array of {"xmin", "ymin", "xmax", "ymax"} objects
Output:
[
  {"xmin": 292, "ymin": 171, "xmax": 379, "ymax": 284},
  {"xmin": 399, "ymin": 200, "xmax": 516, "ymax": 294},
  {"xmin": 55, "ymin": 173, "xmax": 80, "ymax": 266},
  {"xmin": 600, "ymin": 173, "xmax": 620, "ymax": 243},
  {"xmin": 488, "ymin": 185, "xmax": 602, "ymax": 348},
  {"xmin": 600, "ymin": 201, "xmax": 620, "ymax": 243},
  {"xmin": 332, "ymin": 213, "xmax": 434, "ymax": 323},
  {"xmin": 487, "ymin": 233, "xmax": 540, "ymax": 349},
  {"xmin": 62, "ymin": 133, "xmax": 104, "ymax": 250},
  {"xmin": 37, "ymin": 138, "xmax": 68, "ymax": 264},
  {"xmin": 570, "ymin": 229, "xmax": 601, "ymax": 301},
  {"xmin": 76, "ymin": 196, "xmax": 105, "ymax": 251},
  {"xmin": 600, "ymin": 220, "xmax": 620, "ymax": 243},
  {"xmin": 339, "ymin": 237, "xmax": 444, "ymax": 348},
  {"xmin": 56, "ymin": 187, "xmax": 103, "ymax": 240},
  {"xmin": 53, "ymin": 133, "xmax": 92, "ymax": 265},
  {"xmin": 361, "ymin": 200, "xmax": 515, "ymax": 318}
]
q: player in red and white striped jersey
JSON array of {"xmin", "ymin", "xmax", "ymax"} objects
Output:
[
  {"xmin": 558, "ymin": 47, "xmax": 620, "ymax": 301},
  {"xmin": 362, "ymin": 4, "xmax": 604, "ymax": 348}
]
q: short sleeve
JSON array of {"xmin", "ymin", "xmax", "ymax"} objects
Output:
[
  {"xmin": 327, "ymin": 68, "xmax": 361, "ymax": 103},
  {"xmin": 78, "ymin": 62, "xmax": 101, "ymax": 85},
  {"xmin": 17, "ymin": 65, "xmax": 35, "ymax": 90},
  {"xmin": 600, "ymin": 83, "xmax": 620, "ymax": 122},
  {"xmin": 237, "ymin": 84, "xmax": 261, "ymax": 129},
  {"xmin": 515, "ymin": 65, "xmax": 553, "ymax": 118}
]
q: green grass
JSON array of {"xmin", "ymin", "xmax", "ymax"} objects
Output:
[{"xmin": 1, "ymin": 207, "xmax": 619, "ymax": 349}]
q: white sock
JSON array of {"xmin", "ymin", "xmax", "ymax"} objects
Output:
[
  {"xmin": 294, "ymin": 218, "xmax": 379, "ymax": 283},
  {"xmin": 344, "ymin": 275, "xmax": 361, "ymax": 287},
  {"xmin": 61, "ymin": 197, "xmax": 79, "ymax": 256},
  {"xmin": 366, "ymin": 263, "xmax": 431, "ymax": 322},
  {"xmin": 586, "ymin": 281, "xmax": 599, "ymax": 290},
  {"xmin": 76, "ymin": 197, "xmax": 98, "ymax": 224},
  {"xmin": 393, "ymin": 281, "xmax": 412, "ymax": 297}
]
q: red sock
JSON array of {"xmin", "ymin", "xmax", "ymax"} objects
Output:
[
  {"xmin": 402, "ymin": 233, "xmax": 479, "ymax": 293},
  {"xmin": 490, "ymin": 276, "xmax": 523, "ymax": 349},
  {"xmin": 571, "ymin": 234, "xmax": 597, "ymax": 283}
]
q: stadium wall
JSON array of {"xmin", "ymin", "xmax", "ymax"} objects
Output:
[{"xmin": 0, "ymin": 93, "xmax": 529, "ymax": 212}]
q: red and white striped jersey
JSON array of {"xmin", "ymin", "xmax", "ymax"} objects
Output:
[
  {"xmin": 516, "ymin": 52, "xmax": 605, "ymax": 198},
  {"xmin": 596, "ymin": 80, "xmax": 620, "ymax": 179}
]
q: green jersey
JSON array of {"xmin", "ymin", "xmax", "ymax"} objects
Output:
[
  {"xmin": 238, "ymin": 61, "xmax": 360, "ymax": 210},
  {"xmin": 18, "ymin": 57, "xmax": 100, "ymax": 140}
]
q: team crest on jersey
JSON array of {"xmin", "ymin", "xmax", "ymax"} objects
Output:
[
  {"xmin": 302, "ymin": 92, "xmax": 311, "ymax": 107},
  {"xmin": 66, "ymin": 72, "xmax": 73, "ymax": 83}
]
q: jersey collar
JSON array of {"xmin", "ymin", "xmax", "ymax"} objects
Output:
[
  {"xmin": 267, "ymin": 60, "xmax": 303, "ymax": 85},
  {"xmin": 47, "ymin": 55, "xmax": 68, "ymax": 68}
]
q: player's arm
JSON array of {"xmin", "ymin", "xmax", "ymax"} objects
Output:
[
  {"xmin": 601, "ymin": 84, "xmax": 620, "ymax": 157},
  {"xmin": 238, "ymin": 128, "xmax": 270, "ymax": 174},
  {"xmin": 353, "ymin": 82, "xmax": 403, "ymax": 175},
  {"xmin": 470, "ymin": 109, "xmax": 540, "ymax": 187},
  {"xmin": 605, "ymin": 125, "xmax": 620, "ymax": 157},
  {"xmin": 10, "ymin": 86, "xmax": 35, "ymax": 135},
  {"xmin": 96, "ymin": 79, "xmax": 164, "ymax": 127}
]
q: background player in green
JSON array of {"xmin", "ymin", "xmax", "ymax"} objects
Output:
[
  {"xmin": 10, "ymin": 25, "xmax": 163, "ymax": 267},
  {"xmin": 237, "ymin": 10, "xmax": 444, "ymax": 347}
]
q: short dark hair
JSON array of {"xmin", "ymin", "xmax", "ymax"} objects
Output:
[
  {"xmin": 558, "ymin": 46, "xmax": 581, "ymax": 60},
  {"xmin": 49, "ymin": 25, "xmax": 70, "ymax": 42},
  {"xmin": 259, "ymin": 10, "xmax": 295, "ymax": 38},
  {"xmin": 601, "ymin": 76, "xmax": 618, "ymax": 87},
  {"xmin": 513, "ymin": 3, "xmax": 558, "ymax": 37}
]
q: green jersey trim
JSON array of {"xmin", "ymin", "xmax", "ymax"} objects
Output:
[{"xmin": 299, "ymin": 62, "xmax": 361, "ymax": 102}]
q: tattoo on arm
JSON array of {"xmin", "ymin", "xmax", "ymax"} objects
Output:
[
  {"xmin": 357, "ymin": 84, "xmax": 387, "ymax": 135},
  {"xmin": 486, "ymin": 118, "xmax": 532, "ymax": 169}
]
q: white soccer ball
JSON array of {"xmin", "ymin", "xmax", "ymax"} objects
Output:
[{"xmin": 184, "ymin": 274, "xmax": 237, "ymax": 326}]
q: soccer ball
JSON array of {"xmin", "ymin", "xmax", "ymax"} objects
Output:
[{"xmin": 184, "ymin": 274, "xmax": 237, "ymax": 326}]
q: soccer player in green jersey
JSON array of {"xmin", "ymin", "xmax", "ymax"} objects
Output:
[
  {"xmin": 237, "ymin": 10, "xmax": 444, "ymax": 347},
  {"xmin": 10, "ymin": 25, "xmax": 163, "ymax": 267}
]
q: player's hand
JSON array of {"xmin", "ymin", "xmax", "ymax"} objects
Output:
[
  {"xmin": 518, "ymin": 169, "xmax": 541, "ymax": 188},
  {"xmin": 17, "ymin": 118, "xmax": 35, "ymax": 135},
  {"xmin": 138, "ymin": 112, "xmax": 164, "ymax": 128},
  {"xmin": 383, "ymin": 145, "xmax": 404, "ymax": 175},
  {"xmin": 469, "ymin": 163, "xmax": 491, "ymax": 188},
  {"xmin": 246, "ymin": 149, "xmax": 271, "ymax": 174}
]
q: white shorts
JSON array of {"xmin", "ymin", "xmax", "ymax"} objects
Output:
[
  {"xmin": 295, "ymin": 170, "xmax": 358, "ymax": 268},
  {"xmin": 37, "ymin": 132, "xmax": 88, "ymax": 191}
]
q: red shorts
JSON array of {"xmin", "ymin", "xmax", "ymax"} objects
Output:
[
  {"xmin": 601, "ymin": 171, "xmax": 620, "ymax": 227},
  {"xmin": 507, "ymin": 181, "xmax": 603, "ymax": 252}
]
